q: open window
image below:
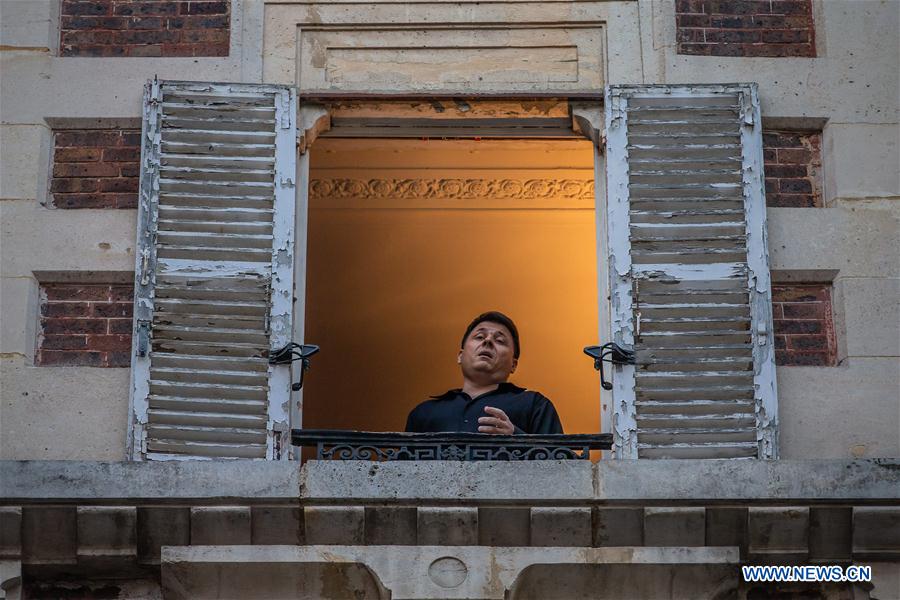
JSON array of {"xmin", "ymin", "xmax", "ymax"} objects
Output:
[
  {"xmin": 301, "ymin": 134, "xmax": 600, "ymax": 437},
  {"xmin": 127, "ymin": 80, "xmax": 778, "ymax": 461}
]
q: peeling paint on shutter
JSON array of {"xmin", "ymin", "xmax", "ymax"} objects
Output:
[
  {"xmin": 128, "ymin": 80, "xmax": 297, "ymax": 460},
  {"xmin": 605, "ymin": 84, "xmax": 777, "ymax": 460}
]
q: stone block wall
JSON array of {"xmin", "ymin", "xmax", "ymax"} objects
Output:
[
  {"xmin": 763, "ymin": 129, "xmax": 823, "ymax": 208},
  {"xmin": 51, "ymin": 128, "xmax": 140, "ymax": 209},
  {"xmin": 772, "ymin": 283, "xmax": 837, "ymax": 366},
  {"xmin": 59, "ymin": 0, "xmax": 230, "ymax": 57},
  {"xmin": 37, "ymin": 282, "xmax": 134, "ymax": 367},
  {"xmin": 676, "ymin": 0, "xmax": 816, "ymax": 57}
]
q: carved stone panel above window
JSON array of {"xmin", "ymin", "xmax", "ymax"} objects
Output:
[
  {"xmin": 297, "ymin": 26, "xmax": 605, "ymax": 95},
  {"xmin": 263, "ymin": 2, "xmax": 611, "ymax": 95}
]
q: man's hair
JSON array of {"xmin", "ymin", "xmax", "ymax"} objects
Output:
[{"xmin": 461, "ymin": 311, "xmax": 520, "ymax": 359}]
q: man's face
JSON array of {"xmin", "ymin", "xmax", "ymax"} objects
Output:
[{"xmin": 458, "ymin": 321, "xmax": 518, "ymax": 382}]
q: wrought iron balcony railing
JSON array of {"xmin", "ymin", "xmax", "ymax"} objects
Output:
[{"xmin": 292, "ymin": 430, "xmax": 612, "ymax": 461}]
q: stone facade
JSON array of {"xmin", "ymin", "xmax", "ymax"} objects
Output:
[{"xmin": 1, "ymin": 0, "xmax": 898, "ymax": 597}]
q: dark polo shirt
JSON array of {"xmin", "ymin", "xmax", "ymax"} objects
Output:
[{"xmin": 405, "ymin": 382, "xmax": 564, "ymax": 434}]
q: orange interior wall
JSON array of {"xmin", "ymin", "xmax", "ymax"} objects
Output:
[{"xmin": 303, "ymin": 138, "xmax": 601, "ymax": 435}]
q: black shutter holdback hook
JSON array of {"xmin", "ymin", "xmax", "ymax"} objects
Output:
[
  {"xmin": 269, "ymin": 343, "xmax": 320, "ymax": 391},
  {"xmin": 583, "ymin": 343, "xmax": 635, "ymax": 390}
]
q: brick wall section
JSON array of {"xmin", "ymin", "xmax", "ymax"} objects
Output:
[
  {"xmin": 38, "ymin": 283, "xmax": 134, "ymax": 367},
  {"xmin": 676, "ymin": 0, "xmax": 816, "ymax": 58},
  {"xmin": 772, "ymin": 284, "xmax": 836, "ymax": 366},
  {"xmin": 51, "ymin": 129, "xmax": 140, "ymax": 209},
  {"xmin": 59, "ymin": 0, "xmax": 230, "ymax": 57},
  {"xmin": 763, "ymin": 129, "xmax": 823, "ymax": 208}
]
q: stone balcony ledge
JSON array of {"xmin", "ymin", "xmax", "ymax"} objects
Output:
[
  {"xmin": 2, "ymin": 458, "xmax": 899, "ymax": 596},
  {"xmin": 2, "ymin": 458, "xmax": 898, "ymax": 504}
]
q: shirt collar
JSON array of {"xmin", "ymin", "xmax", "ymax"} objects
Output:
[{"xmin": 431, "ymin": 381, "xmax": 524, "ymax": 400}]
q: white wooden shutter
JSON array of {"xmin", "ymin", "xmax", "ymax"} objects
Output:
[
  {"xmin": 605, "ymin": 84, "xmax": 777, "ymax": 460},
  {"xmin": 128, "ymin": 80, "xmax": 298, "ymax": 460}
]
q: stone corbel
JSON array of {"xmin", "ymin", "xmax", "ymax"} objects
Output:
[
  {"xmin": 298, "ymin": 104, "xmax": 331, "ymax": 154},
  {"xmin": 570, "ymin": 102, "xmax": 604, "ymax": 151}
]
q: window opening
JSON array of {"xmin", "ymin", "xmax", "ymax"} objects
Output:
[{"xmin": 302, "ymin": 135, "xmax": 601, "ymax": 440}]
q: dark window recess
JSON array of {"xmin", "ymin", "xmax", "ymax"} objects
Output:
[
  {"xmin": 676, "ymin": 0, "xmax": 816, "ymax": 58},
  {"xmin": 59, "ymin": 0, "xmax": 230, "ymax": 57},
  {"xmin": 772, "ymin": 283, "xmax": 837, "ymax": 366},
  {"xmin": 37, "ymin": 282, "xmax": 134, "ymax": 367},
  {"xmin": 763, "ymin": 129, "xmax": 823, "ymax": 208}
]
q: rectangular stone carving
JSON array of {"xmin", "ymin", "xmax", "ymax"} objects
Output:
[
  {"xmin": 325, "ymin": 46, "xmax": 578, "ymax": 86},
  {"xmin": 298, "ymin": 27, "xmax": 604, "ymax": 94}
]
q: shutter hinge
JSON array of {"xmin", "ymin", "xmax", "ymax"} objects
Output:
[
  {"xmin": 136, "ymin": 319, "xmax": 151, "ymax": 357},
  {"xmin": 264, "ymin": 290, "xmax": 271, "ymax": 334},
  {"xmin": 632, "ymin": 279, "xmax": 642, "ymax": 342},
  {"xmin": 139, "ymin": 248, "xmax": 151, "ymax": 286},
  {"xmin": 281, "ymin": 93, "xmax": 291, "ymax": 129},
  {"xmin": 757, "ymin": 321, "xmax": 768, "ymax": 345}
]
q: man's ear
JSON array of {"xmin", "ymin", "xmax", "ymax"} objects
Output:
[
  {"xmin": 457, "ymin": 349, "xmax": 463, "ymax": 364},
  {"xmin": 510, "ymin": 357, "xmax": 518, "ymax": 373}
]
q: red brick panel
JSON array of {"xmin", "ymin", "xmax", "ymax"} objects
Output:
[
  {"xmin": 51, "ymin": 129, "xmax": 140, "ymax": 209},
  {"xmin": 38, "ymin": 283, "xmax": 134, "ymax": 367},
  {"xmin": 763, "ymin": 130, "xmax": 823, "ymax": 208},
  {"xmin": 676, "ymin": 0, "xmax": 816, "ymax": 58},
  {"xmin": 59, "ymin": 1, "xmax": 230, "ymax": 57},
  {"xmin": 772, "ymin": 284, "xmax": 836, "ymax": 366}
]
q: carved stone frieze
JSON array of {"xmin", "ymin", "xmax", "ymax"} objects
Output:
[{"xmin": 309, "ymin": 178, "xmax": 595, "ymax": 201}]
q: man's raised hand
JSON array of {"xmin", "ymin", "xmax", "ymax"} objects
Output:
[{"xmin": 478, "ymin": 406, "xmax": 515, "ymax": 435}]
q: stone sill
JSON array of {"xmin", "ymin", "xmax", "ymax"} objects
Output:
[{"xmin": 2, "ymin": 458, "xmax": 897, "ymax": 504}]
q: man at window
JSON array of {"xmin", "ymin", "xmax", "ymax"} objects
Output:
[{"xmin": 405, "ymin": 311, "xmax": 564, "ymax": 434}]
